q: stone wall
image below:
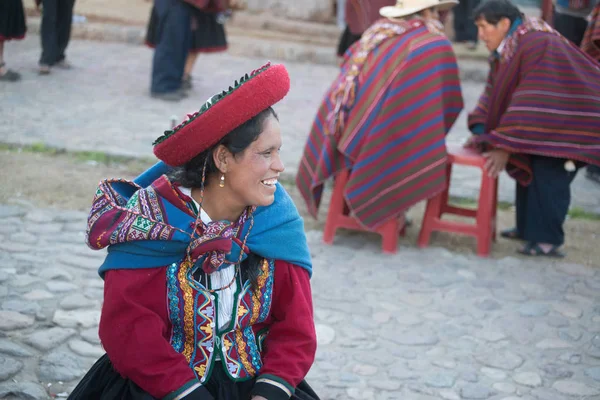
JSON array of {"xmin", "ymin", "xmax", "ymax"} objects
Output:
[{"xmin": 245, "ymin": 0, "xmax": 337, "ymax": 23}]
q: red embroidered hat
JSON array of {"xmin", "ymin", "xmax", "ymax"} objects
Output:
[{"xmin": 153, "ymin": 62, "xmax": 291, "ymax": 167}]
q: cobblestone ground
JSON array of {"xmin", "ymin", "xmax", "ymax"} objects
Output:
[
  {"xmin": 2, "ymin": 36, "xmax": 600, "ymax": 213},
  {"xmin": 0, "ymin": 205, "xmax": 599, "ymax": 400}
]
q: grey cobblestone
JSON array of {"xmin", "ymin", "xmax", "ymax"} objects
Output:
[
  {"xmin": 3, "ymin": 36, "xmax": 600, "ymax": 213},
  {"xmin": 0, "ymin": 205, "xmax": 597, "ymax": 398}
]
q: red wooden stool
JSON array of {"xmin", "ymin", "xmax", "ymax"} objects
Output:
[
  {"xmin": 323, "ymin": 169, "xmax": 406, "ymax": 254},
  {"xmin": 417, "ymin": 144, "xmax": 499, "ymax": 257}
]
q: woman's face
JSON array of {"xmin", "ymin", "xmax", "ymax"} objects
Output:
[{"xmin": 224, "ymin": 115, "xmax": 284, "ymax": 208}]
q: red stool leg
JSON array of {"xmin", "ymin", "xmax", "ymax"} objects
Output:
[
  {"xmin": 323, "ymin": 170, "xmax": 350, "ymax": 245},
  {"xmin": 439, "ymin": 162, "xmax": 453, "ymax": 215},
  {"xmin": 418, "ymin": 192, "xmax": 443, "ymax": 248},
  {"xmin": 380, "ymin": 219, "xmax": 400, "ymax": 254}
]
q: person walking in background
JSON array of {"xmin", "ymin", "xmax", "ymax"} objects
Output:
[
  {"xmin": 552, "ymin": 0, "xmax": 596, "ymax": 46},
  {"xmin": 337, "ymin": 0, "xmax": 396, "ymax": 58},
  {"xmin": 0, "ymin": 0, "xmax": 26, "ymax": 81},
  {"xmin": 37, "ymin": 0, "xmax": 76, "ymax": 75},
  {"xmin": 453, "ymin": 0, "xmax": 481, "ymax": 49},
  {"xmin": 147, "ymin": 0, "xmax": 244, "ymax": 93},
  {"xmin": 581, "ymin": 1, "xmax": 600, "ymax": 184},
  {"xmin": 148, "ymin": 0, "xmax": 191, "ymax": 101}
]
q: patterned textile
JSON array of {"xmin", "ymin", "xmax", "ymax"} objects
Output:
[
  {"xmin": 166, "ymin": 258, "xmax": 274, "ymax": 382},
  {"xmin": 469, "ymin": 17, "xmax": 600, "ymax": 185},
  {"xmin": 296, "ymin": 17, "xmax": 463, "ymax": 230},
  {"xmin": 87, "ymin": 175, "xmax": 250, "ymax": 274},
  {"xmin": 582, "ymin": 3, "xmax": 600, "ymax": 62},
  {"xmin": 186, "ymin": 208, "xmax": 252, "ymax": 273},
  {"xmin": 86, "ymin": 179, "xmax": 180, "ymax": 251},
  {"xmin": 86, "ymin": 174, "xmax": 313, "ymax": 276},
  {"xmin": 328, "ymin": 18, "xmax": 444, "ymax": 140},
  {"xmin": 496, "ymin": 17, "xmax": 570, "ymax": 64}
]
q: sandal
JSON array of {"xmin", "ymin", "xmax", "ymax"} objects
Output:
[
  {"xmin": 0, "ymin": 62, "xmax": 21, "ymax": 82},
  {"xmin": 518, "ymin": 242, "xmax": 565, "ymax": 258},
  {"xmin": 38, "ymin": 64, "xmax": 51, "ymax": 75},
  {"xmin": 500, "ymin": 227, "xmax": 523, "ymax": 241}
]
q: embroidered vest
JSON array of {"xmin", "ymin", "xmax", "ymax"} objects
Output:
[{"xmin": 166, "ymin": 258, "xmax": 274, "ymax": 383}]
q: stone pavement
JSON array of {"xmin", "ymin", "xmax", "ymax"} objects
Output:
[
  {"xmin": 3, "ymin": 36, "xmax": 600, "ymax": 213},
  {"xmin": 1, "ymin": 205, "xmax": 600, "ymax": 399}
]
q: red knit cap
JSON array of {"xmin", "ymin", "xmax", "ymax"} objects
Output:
[{"xmin": 153, "ymin": 62, "xmax": 291, "ymax": 167}]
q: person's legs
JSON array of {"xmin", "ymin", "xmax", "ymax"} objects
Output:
[
  {"xmin": 55, "ymin": 0, "xmax": 75, "ymax": 65},
  {"xmin": 0, "ymin": 40, "xmax": 20, "ymax": 81},
  {"xmin": 150, "ymin": 0, "xmax": 190, "ymax": 96},
  {"xmin": 514, "ymin": 180, "xmax": 528, "ymax": 238},
  {"xmin": 39, "ymin": 0, "xmax": 59, "ymax": 70},
  {"xmin": 452, "ymin": 1, "xmax": 467, "ymax": 42},
  {"xmin": 586, "ymin": 164, "xmax": 600, "ymax": 183},
  {"xmin": 554, "ymin": 12, "xmax": 587, "ymax": 46},
  {"xmin": 182, "ymin": 51, "xmax": 198, "ymax": 89},
  {"xmin": 522, "ymin": 156, "xmax": 578, "ymax": 248},
  {"xmin": 464, "ymin": 0, "xmax": 480, "ymax": 45}
]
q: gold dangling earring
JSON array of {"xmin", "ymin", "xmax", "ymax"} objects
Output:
[{"xmin": 219, "ymin": 174, "xmax": 225, "ymax": 188}]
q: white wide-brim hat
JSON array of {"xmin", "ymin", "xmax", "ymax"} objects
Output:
[{"xmin": 380, "ymin": 0, "xmax": 459, "ymax": 19}]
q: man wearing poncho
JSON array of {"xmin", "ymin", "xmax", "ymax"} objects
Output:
[
  {"xmin": 581, "ymin": 1, "xmax": 600, "ymax": 183},
  {"xmin": 468, "ymin": 0, "xmax": 600, "ymax": 257},
  {"xmin": 296, "ymin": 0, "xmax": 464, "ymax": 231}
]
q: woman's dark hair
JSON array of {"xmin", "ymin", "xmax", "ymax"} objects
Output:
[
  {"xmin": 472, "ymin": 0, "xmax": 522, "ymax": 25},
  {"xmin": 170, "ymin": 106, "xmax": 278, "ymax": 291}
]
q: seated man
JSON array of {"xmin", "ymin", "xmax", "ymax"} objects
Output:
[
  {"xmin": 581, "ymin": 2, "xmax": 600, "ymax": 183},
  {"xmin": 468, "ymin": 0, "xmax": 600, "ymax": 257},
  {"xmin": 296, "ymin": 0, "xmax": 464, "ymax": 231}
]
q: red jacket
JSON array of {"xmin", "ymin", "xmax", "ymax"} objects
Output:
[{"xmin": 99, "ymin": 260, "xmax": 316, "ymax": 399}]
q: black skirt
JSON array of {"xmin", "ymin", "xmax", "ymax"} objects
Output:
[
  {"xmin": 336, "ymin": 25, "xmax": 361, "ymax": 57},
  {"xmin": 145, "ymin": 6, "xmax": 228, "ymax": 53},
  {"xmin": 68, "ymin": 354, "xmax": 320, "ymax": 400},
  {"xmin": 0, "ymin": 0, "xmax": 26, "ymax": 41}
]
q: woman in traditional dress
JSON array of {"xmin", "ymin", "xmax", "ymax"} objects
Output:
[
  {"xmin": 68, "ymin": 63, "xmax": 320, "ymax": 400},
  {"xmin": 0, "ymin": 0, "xmax": 26, "ymax": 81},
  {"xmin": 146, "ymin": 0, "xmax": 231, "ymax": 91}
]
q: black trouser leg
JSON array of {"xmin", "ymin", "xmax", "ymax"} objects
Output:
[
  {"xmin": 150, "ymin": 0, "xmax": 190, "ymax": 94},
  {"xmin": 56, "ymin": 0, "xmax": 75, "ymax": 63},
  {"xmin": 453, "ymin": 0, "xmax": 479, "ymax": 42},
  {"xmin": 515, "ymin": 180, "xmax": 528, "ymax": 237},
  {"xmin": 40, "ymin": 0, "xmax": 59, "ymax": 65},
  {"xmin": 553, "ymin": 12, "xmax": 588, "ymax": 46},
  {"xmin": 522, "ymin": 156, "xmax": 578, "ymax": 246}
]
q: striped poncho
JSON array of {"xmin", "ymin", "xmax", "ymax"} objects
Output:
[
  {"xmin": 582, "ymin": 3, "xmax": 600, "ymax": 62},
  {"xmin": 296, "ymin": 17, "xmax": 463, "ymax": 230},
  {"xmin": 469, "ymin": 17, "xmax": 600, "ymax": 185}
]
